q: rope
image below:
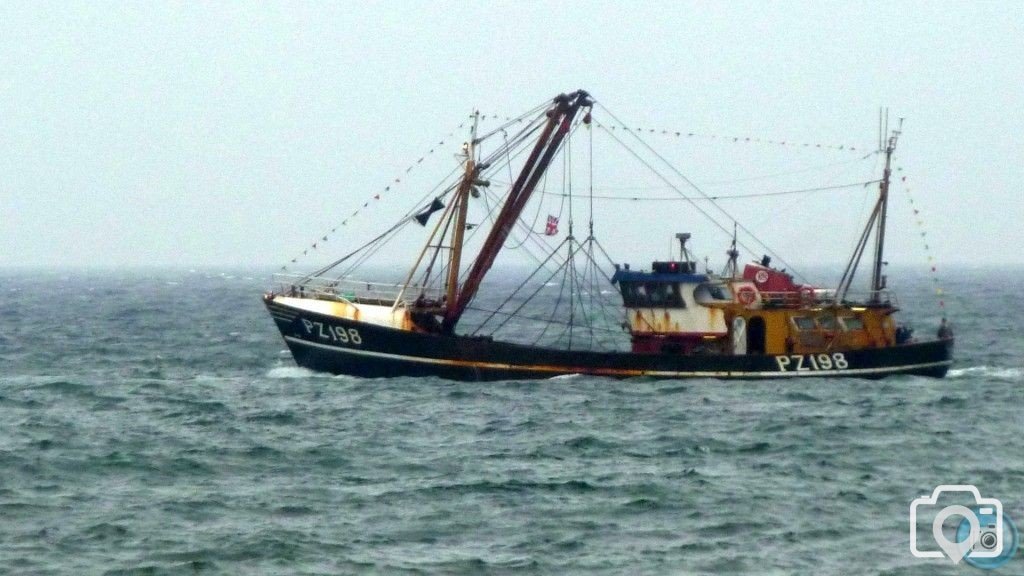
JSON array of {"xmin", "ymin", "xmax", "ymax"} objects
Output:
[
  {"xmin": 538, "ymin": 179, "xmax": 880, "ymax": 202},
  {"xmin": 280, "ymin": 120, "xmax": 468, "ymax": 271},
  {"xmin": 594, "ymin": 105, "xmax": 809, "ymax": 284},
  {"xmin": 479, "ymin": 112, "xmax": 869, "ymax": 153}
]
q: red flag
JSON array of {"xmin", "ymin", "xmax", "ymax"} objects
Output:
[{"xmin": 544, "ymin": 215, "xmax": 559, "ymax": 236}]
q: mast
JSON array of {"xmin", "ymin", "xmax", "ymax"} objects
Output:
[
  {"xmin": 441, "ymin": 90, "xmax": 593, "ymax": 333},
  {"xmin": 870, "ymin": 114, "xmax": 902, "ymax": 303},
  {"xmin": 445, "ymin": 113, "xmax": 479, "ymax": 308}
]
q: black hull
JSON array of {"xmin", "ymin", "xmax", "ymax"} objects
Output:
[{"xmin": 266, "ymin": 298, "xmax": 954, "ymax": 381}]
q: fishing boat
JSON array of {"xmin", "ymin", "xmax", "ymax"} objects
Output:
[{"xmin": 264, "ymin": 90, "xmax": 953, "ymax": 380}]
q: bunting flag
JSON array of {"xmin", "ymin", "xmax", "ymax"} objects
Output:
[
  {"xmin": 279, "ymin": 119, "xmax": 468, "ymax": 271},
  {"xmin": 899, "ymin": 169, "xmax": 946, "ymax": 310},
  {"xmin": 476, "ymin": 111, "xmax": 870, "ymax": 154},
  {"xmin": 599, "ymin": 123, "xmax": 866, "ymax": 153},
  {"xmin": 545, "ymin": 215, "xmax": 559, "ymax": 236}
]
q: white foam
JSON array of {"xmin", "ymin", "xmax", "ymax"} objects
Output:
[
  {"xmin": 549, "ymin": 373, "xmax": 583, "ymax": 380},
  {"xmin": 948, "ymin": 366, "xmax": 1023, "ymax": 380},
  {"xmin": 265, "ymin": 366, "xmax": 321, "ymax": 379}
]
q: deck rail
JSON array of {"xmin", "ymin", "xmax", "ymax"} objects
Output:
[
  {"xmin": 758, "ymin": 289, "xmax": 898, "ymax": 308},
  {"xmin": 270, "ymin": 274, "xmax": 444, "ymax": 306}
]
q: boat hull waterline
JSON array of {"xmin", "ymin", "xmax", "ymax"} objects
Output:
[{"xmin": 267, "ymin": 298, "xmax": 953, "ymax": 381}]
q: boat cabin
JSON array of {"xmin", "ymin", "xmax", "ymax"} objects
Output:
[
  {"xmin": 611, "ymin": 262, "xmax": 730, "ymax": 354},
  {"xmin": 612, "ymin": 235, "xmax": 899, "ymax": 357}
]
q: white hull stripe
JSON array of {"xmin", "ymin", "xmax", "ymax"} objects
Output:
[{"xmin": 283, "ymin": 336, "xmax": 952, "ymax": 378}]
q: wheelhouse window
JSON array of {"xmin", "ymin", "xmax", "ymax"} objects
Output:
[
  {"xmin": 694, "ymin": 282, "xmax": 731, "ymax": 303},
  {"xmin": 839, "ymin": 316, "xmax": 865, "ymax": 331},
  {"xmin": 792, "ymin": 316, "xmax": 816, "ymax": 331},
  {"xmin": 816, "ymin": 315, "xmax": 838, "ymax": 330},
  {"xmin": 620, "ymin": 281, "xmax": 685, "ymax": 308}
]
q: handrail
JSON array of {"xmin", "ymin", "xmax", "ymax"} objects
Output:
[
  {"xmin": 270, "ymin": 273, "xmax": 444, "ymax": 306},
  {"xmin": 757, "ymin": 289, "xmax": 898, "ymax": 308}
]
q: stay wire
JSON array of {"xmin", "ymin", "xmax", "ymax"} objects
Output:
[
  {"xmin": 596, "ymin": 103, "xmax": 810, "ymax": 283},
  {"xmin": 538, "ymin": 179, "xmax": 880, "ymax": 202}
]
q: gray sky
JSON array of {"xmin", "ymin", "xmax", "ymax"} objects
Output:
[{"xmin": 3, "ymin": 1, "xmax": 1022, "ymax": 269}]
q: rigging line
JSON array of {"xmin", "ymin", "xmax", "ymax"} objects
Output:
[
  {"xmin": 465, "ymin": 306, "xmax": 623, "ymax": 334},
  {"xmin": 503, "ymin": 120, "xmax": 585, "ymax": 246},
  {"xmin": 335, "ymin": 188, "xmax": 459, "ymax": 281},
  {"xmin": 474, "ymin": 100, "xmax": 551, "ymax": 143},
  {"xmin": 589, "ymin": 237, "xmax": 620, "ymax": 282},
  {"xmin": 469, "ymin": 235, "xmax": 571, "ymax": 335},
  {"xmin": 587, "ymin": 245, "xmax": 602, "ymax": 349},
  {"xmin": 474, "ymin": 127, "xmax": 553, "ymax": 251},
  {"xmin": 502, "ymin": 128, "xmax": 516, "ymax": 198},
  {"xmin": 581, "ymin": 242, "xmax": 598, "ymax": 348},
  {"xmin": 566, "ymin": 122, "xmax": 574, "ymax": 237},
  {"xmin": 697, "ymin": 151, "xmax": 878, "ymax": 186},
  {"xmin": 593, "ymin": 121, "xmax": 765, "ymax": 267},
  {"xmin": 462, "ymin": 186, "xmax": 565, "ymax": 285},
  {"xmin": 281, "ymin": 121, "xmax": 468, "ymax": 271},
  {"xmin": 550, "ymin": 241, "xmax": 597, "ymax": 349},
  {"xmin": 483, "ymin": 238, "xmax": 577, "ymax": 337},
  {"xmin": 476, "ymin": 118, "xmax": 546, "ymax": 170},
  {"xmin": 585, "ymin": 240, "xmax": 620, "ymax": 311},
  {"xmin": 836, "ymin": 199, "xmax": 881, "ymax": 300},
  {"xmin": 579, "ymin": 238, "xmax": 623, "ymax": 321},
  {"xmin": 454, "ymin": 113, "xmax": 589, "ymax": 295},
  {"xmin": 584, "ymin": 240, "xmax": 604, "ymax": 332},
  {"xmin": 567, "ymin": 240, "xmax": 576, "ymax": 349},
  {"xmin": 595, "ymin": 108, "xmax": 787, "ymax": 269},
  {"xmin": 568, "ymin": 240, "xmax": 598, "ymax": 350},
  {"xmin": 313, "ymin": 166, "xmax": 464, "ymax": 282},
  {"xmin": 372, "ymin": 121, "xmax": 536, "ymax": 291},
  {"xmin": 838, "ymin": 149, "xmax": 883, "ymax": 286},
  {"xmin": 400, "ymin": 169, "xmax": 462, "ymax": 219},
  {"xmin": 503, "ymin": 169, "xmax": 549, "ymax": 250},
  {"xmin": 595, "ymin": 106, "xmax": 809, "ymax": 283},
  {"xmin": 324, "ymin": 115, "xmax": 542, "ymax": 286},
  {"xmin": 531, "ymin": 249, "xmax": 572, "ymax": 346},
  {"xmin": 487, "ymin": 153, "xmax": 877, "ymax": 191},
  {"xmin": 458, "ymin": 190, "xmax": 563, "ymax": 292},
  {"xmin": 589, "ymin": 117, "xmax": 595, "ymax": 235},
  {"xmin": 417, "ymin": 196, "xmax": 462, "ymax": 291},
  {"xmin": 480, "ymin": 112, "xmax": 870, "ymax": 153},
  {"xmin": 599, "ymin": 124, "xmax": 867, "ymax": 153},
  {"xmin": 296, "ymin": 218, "xmax": 412, "ymax": 284},
  {"xmin": 458, "ymin": 121, "xmax": 560, "ymax": 260},
  {"xmin": 455, "ymin": 124, "xmax": 584, "ymax": 283},
  {"xmin": 538, "ymin": 179, "xmax": 880, "ymax": 202}
]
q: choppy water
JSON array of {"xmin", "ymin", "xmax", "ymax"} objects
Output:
[{"xmin": 1, "ymin": 267, "xmax": 1021, "ymax": 575}]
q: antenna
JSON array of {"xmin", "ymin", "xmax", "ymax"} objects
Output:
[
  {"xmin": 723, "ymin": 222, "xmax": 740, "ymax": 278},
  {"xmin": 878, "ymin": 108, "xmax": 883, "ymax": 151}
]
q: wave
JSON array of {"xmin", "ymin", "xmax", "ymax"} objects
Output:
[
  {"xmin": 548, "ymin": 372, "xmax": 583, "ymax": 380},
  {"xmin": 264, "ymin": 365, "xmax": 360, "ymax": 381},
  {"xmin": 948, "ymin": 365, "xmax": 1023, "ymax": 381},
  {"xmin": 264, "ymin": 366, "xmax": 322, "ymax": 379}
]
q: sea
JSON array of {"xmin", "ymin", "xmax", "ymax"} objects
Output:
[{"xmin": 1, "ymin": 266, "xmax": 1021, "ymax": 575}]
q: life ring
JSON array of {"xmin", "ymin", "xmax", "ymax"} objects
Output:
[
  {"xmin": 737, "ymin": 286, "xmax": 758, "ymax": 306},
  {"xmin": 799, "ymin": 286, "xmax": 816, "ymax": 303}
]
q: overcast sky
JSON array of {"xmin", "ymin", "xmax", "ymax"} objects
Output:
[{"xmin": 2, "ymin": 1, "xmax": 1021, "ymax": 270}]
